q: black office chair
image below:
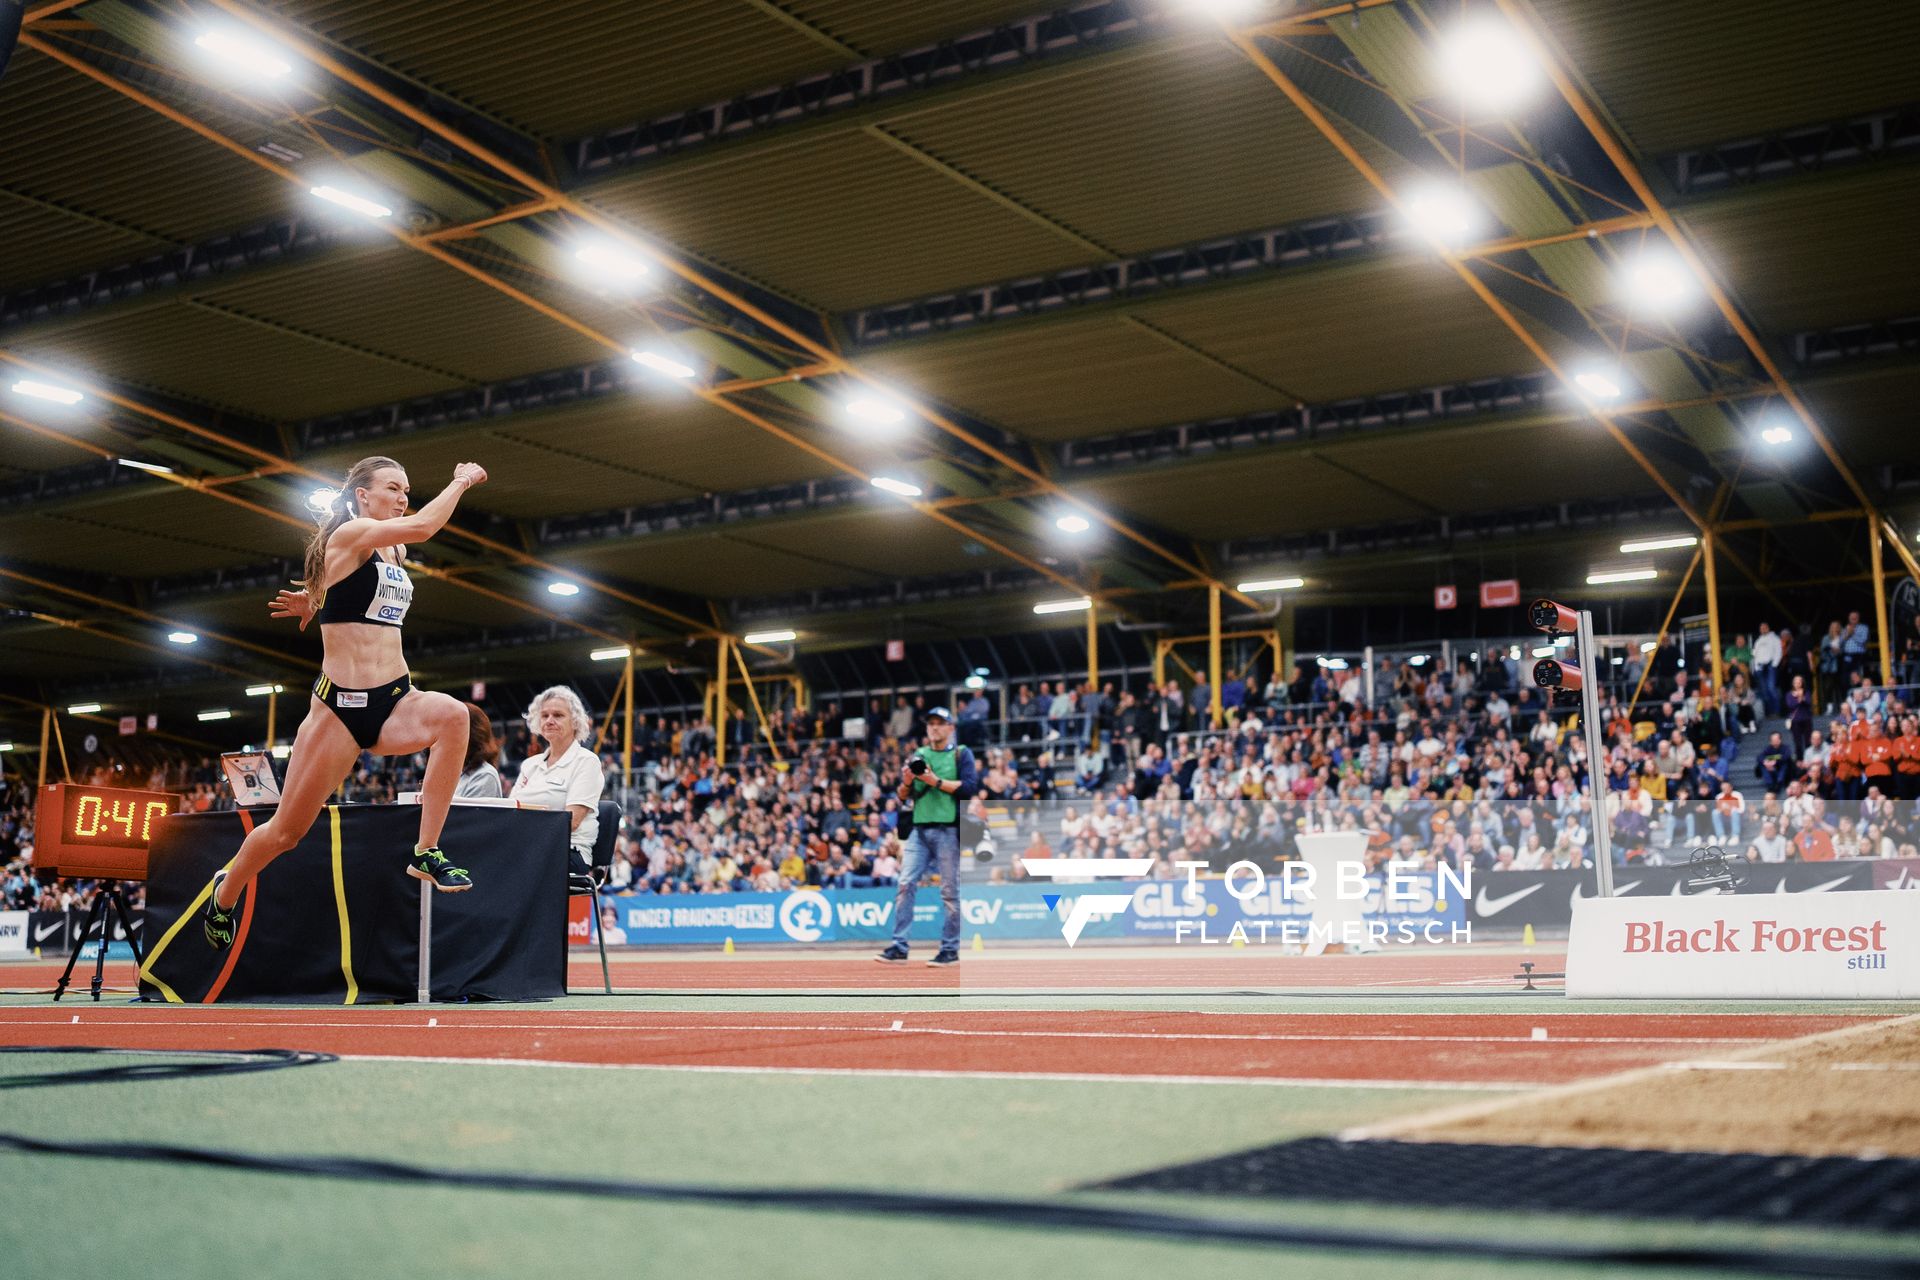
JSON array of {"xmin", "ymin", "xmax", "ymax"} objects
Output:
[{"xmin": 568, "ymin": 798, "xmax": 621, "ymax": 995}]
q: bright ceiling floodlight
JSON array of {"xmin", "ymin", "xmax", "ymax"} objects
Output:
[
  {"xmin": 1640, "ymin": 641, "xmax": 1659, "ymax": 653},
  {"xmin": 1587, "ymin": 567, "xmax": 1659, "ymax": 585},
  {"xmin": 67, "ymin": 703, "xmax": 103, "ymax": 715},
  {"xmin": 546, "ymin": 581, "xmax": 581, "ymax": 597},
  {"xmin": 193, "ymin": 29, "xmax": 293, "ymax": 79},
  {"xmin": 963, "ymin": 675, "xmax": 986, "ymax": 690},
  {"xmin": 117, "ymin": 457, "xmax": 175, "ymax": 474},
  {"xmin": 870, "ymin": 476, "xmax": 923, "ymax": 498},
  {"xmin": 167, "ymin": 631, "xmax": 198, "ymax": 645},
  {"xmin": 306, "ymin": 486, "xmax": 339, "ymax": 515},
  {"xmin": 1407, "ymin": 654, "xmax": 1430, "ymax": 667},
  {"xmin": 1404, "ymin": 183, "xmax": 1481, "ymax": 246},
  {"xmin": 310, "ymin": 185, "xmax": 393, "ymax": 219},
  {"xmin": 1033, "ymin": 597, "xmax": 1092, "ymax": 615},
  {"xmin": 1055, "ymin": 514, "xmax": 1091, "ymax": 534},
  {"xmin": 590, "ymin": 646, "xmax": 632, "ymax": 661},
  {"xmin": 1619, "ymin": 535, "xmax": 1698, "ymax": 553},
  {"xmin": 630, "ymin": 349, "xmax": 697, "ymax": 379},
  {"xmin": 245, "ymin": 684, "xmax": 284, "ymax": 696},
  {"xmin": 1760, "ymin": 423, "xmax": 1795, "ymax": 446},
  {"xmin": 1570, "ymin": 364, "xmax": 1626, "ymax": 402},
  {"xmin": 1437, "ymin": 18, "xmax": 1543, "ymax": 113},
  {"xmin": 743, "ymin": 629, "xmax": 798, "ymax": 644},
  {"xmin": 1618, "ymin": 249, "xmax": 1698, "ymax": 314},
  {"xmin": 844, "ymin": 396, "xmax": 909, "ymax": 430},
  {"xmin": 575, "ymin": 242, "xmax": 652, "ymax": 283},
  {"xmin": 1237, "ymin": 576, "xmax": 1304, "ymax": 592},
  {"xmin": 1531, "ymin": 645, "xmax": 1557, "ymax": 659},
  {"xmin": 197, "ymin": 709, "xmax": 233, "ymax": 722},
  {"xmin": 10, "ymin": 379, "xmax": 84, "ymax": 405},
  {"xmin": 973, "ymin": 666, "xmax": 991, "ymax": 676},
  {"xmin": 1184, "ymin": 0, "xmax": 1265, "ymax": 19},
  {"xmin": 0, "ymin": 743, "xmax": 12, "ymax": 752}
]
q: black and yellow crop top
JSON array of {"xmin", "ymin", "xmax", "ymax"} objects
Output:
[{"xmin": 314, "ymin": 552, "xmax": 414, "ymax": 628}]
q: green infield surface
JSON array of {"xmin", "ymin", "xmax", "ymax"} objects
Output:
[{"xmin": 3, "ymin": 947, "xmax": 1918, "ymax": 1279}]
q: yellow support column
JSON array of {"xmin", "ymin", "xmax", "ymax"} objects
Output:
[
  {"xmin": 1208, "ymin": 585, "xmax": 1223, "ymax": 728},
  {"xmin": 37, "ymin": 706, "xmax": 50, "ymax": 788},
  {"xmin": 1703, "ymin": 531, "xmax": 1723, "ymax": 696},
  {"xmin": 1153, "ymin": 639, "xmax": 1168, "ymax": 688},
  {"xmin": 1871, "ymin": 514, "xmax": 1893, "ymax": 686},
  {"xmin": 266, "ymin": 688, "xmax": 278, "ymax": 753},
  {"xmin": 716, "ymin": 636, "xmax": 730, "ymax": 767}
]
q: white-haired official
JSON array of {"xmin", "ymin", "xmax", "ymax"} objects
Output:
[{"xmin": 511, "ymin": 685, "xmax": 603, "ymax": 872}]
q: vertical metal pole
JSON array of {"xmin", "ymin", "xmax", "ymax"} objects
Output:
[
  {"xmin": 416, "ymin": 878, "xmax": 432, "ymax": 1005},
  {"xmin": 1086, "ymin": 603, "xmax": 1098, "ymax": 690},
  {"xmin": 715, "ymin": 636, "xmax": 729, "ymax": 767},
  {"xmin": 1153, "ymin": 639, "xmax": 1167, "ymax": 688},
  {"xmin": 1703, "ymin": 531, "xmax": 1724, "ymax": 695},
  {"xmin": 1208, "ymin": 585, "xmax": 1223, "ymax": 728},
  {"xmin": 1363, "ymin": 644, "xmax": 1375, "ymax": 709},
  {"xmin": 266, "ymin": 689, "xmax": 277, "ymax": 753},
  {"xmin": 37, "ymin": 707, "xmax": 50, "ymax": 788},
  {"xmin": 1577, "ymin": 610, "xmax": 1615, "ymax": 897},
  {"xmin": 623, "ymin": 648, "xmax": 635, "ymax": 794},
  {"xmin": 1870, "ymin": 513, "xmax": 1894, "ymax": 686}
]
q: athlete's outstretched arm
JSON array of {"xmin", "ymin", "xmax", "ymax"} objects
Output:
[{"xmin": 332, "ymin": 462, "xmax": 487, "ymax": 554}]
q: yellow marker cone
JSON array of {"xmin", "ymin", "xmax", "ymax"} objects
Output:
[
  {"xmin": 723, "ymin": 936, "xmax": 734, "ymax": 955},
  {"xmin": 971, "ymin": 933, "xmax": 983, "ymax": 952},
  {"xmin": 1523, "ymin": 923, "xmax": 1536, "ymax": 948}
]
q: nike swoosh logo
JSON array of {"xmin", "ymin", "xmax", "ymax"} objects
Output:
[
  {"xmin": 33, "ymin": 920, "xmax": 63, "ymax": 943},
  {"xmin": 1777, "ymin": 875, "xmax": 1855, "ymax": 894},
  {"xmin": 1474, "ymin": 884, "xmax": 1543, "ymax": 916}
]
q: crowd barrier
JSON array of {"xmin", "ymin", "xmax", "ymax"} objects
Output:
[
  {"xmin": 1468, "ymin": 858, "xmax": 1920, "ymax": 930},
  {"xmin": 23, "ymin": 860, "xmax": 1918, "ymax": 957}
]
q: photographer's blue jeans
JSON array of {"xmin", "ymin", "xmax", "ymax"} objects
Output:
[{"xmin": 891, "ymin": 823, "xmax": 961, "ymax": 953}]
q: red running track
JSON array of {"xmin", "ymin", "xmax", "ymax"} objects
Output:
[
  {"xmin": 0, "ymin": 1008, "xmax": 1878, "ymax": 1086},
  {"xmin": 2, "ymin": 948, "xmax": 1553, "ymax": 995}
]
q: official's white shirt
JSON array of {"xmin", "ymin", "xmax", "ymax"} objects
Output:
[
  {"xmin": 513, "ymin": 741, "xmax": 603, "ymax": 854},
  {"xmin": 1751, "ymin": 632, "xmax": 1782, "ymax": 667}
]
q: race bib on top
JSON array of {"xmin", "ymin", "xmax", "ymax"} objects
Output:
[{"xmin": 365, "ymin": 560, "xmax": 413, "ymax": 625}]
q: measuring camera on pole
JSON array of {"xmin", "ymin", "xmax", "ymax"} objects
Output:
[{"xmin": 1529, "ymin": 598, "xmax": 1615, "ymax": 897}]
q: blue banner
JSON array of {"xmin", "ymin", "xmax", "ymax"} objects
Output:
[{"xmin": 598, "ymin": 873, "xmax": 1462, "ymax": 947}]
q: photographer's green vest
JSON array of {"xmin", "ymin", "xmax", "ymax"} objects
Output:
[{"xmin": 906, "ymin": 744, "xmax": 969, "ymax": 832}]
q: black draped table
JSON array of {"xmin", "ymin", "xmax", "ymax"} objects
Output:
[{"xmin": 138, "ymin": 803, "xmax": 568, "ymax": 1004}]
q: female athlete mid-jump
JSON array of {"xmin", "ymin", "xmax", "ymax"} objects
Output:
[{"xmin": 203, "ymin": 455, "xmax": 488, "ymax": 948}]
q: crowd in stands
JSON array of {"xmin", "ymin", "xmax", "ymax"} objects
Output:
[{"xmin": 6, "ymin": 609, "xmax": 1918, "ymax": 917}]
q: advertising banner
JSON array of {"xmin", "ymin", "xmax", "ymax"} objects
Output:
[
  {"xmin": 0, "ymin": 910, "xmax": 25, "ymax": 955},
  {"xmin": 602, "ymin": 883, "xmax": 1087, "ymax": 946},
  {"xmin": 1567, "ymin": 887, "xmax": 1920, "ymax": 999},
  {"xmin": 1470, "ymin": 863, "xmax": 1880, "ymax": 930},
  {"xmin": 596, "ymin": 872, "xmax": 1467, "ymax": 948},
  {"xmin": 1871, "ymin": 860, "xmax": 1920, "ymax": 891}
]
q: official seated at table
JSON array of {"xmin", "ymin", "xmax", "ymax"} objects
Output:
[
  {"xmin": 511, "ymin": 684, "xmax": 603, "ymax": 874},
  {"xmin": 455, "ymin": 701, "xmax": 504, "ymax": 799}
]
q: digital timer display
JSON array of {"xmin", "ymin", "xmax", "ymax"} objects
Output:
[{"xmin": 34, "ymin": 784, "xmax": 179, "ymax": 879}]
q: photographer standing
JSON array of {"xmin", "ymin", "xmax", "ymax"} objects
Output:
[{"xmin": 875, "ymin": 707, "xmax": 979, "ymax": 967}]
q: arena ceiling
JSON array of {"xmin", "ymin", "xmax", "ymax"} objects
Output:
[{"xmin": 2, "ymin": 0, "xmax": 1918, "ymax": 739}]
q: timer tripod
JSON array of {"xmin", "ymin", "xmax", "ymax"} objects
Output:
[{"xmin": 53, "ymin": 880, "xmax": 146, "ymax": 1002}]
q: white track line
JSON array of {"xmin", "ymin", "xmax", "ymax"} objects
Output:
[
  {"xmin": 0, "ymin": 1016, "xmax": 1772, "ymax": 1047},
  {"xmin": 329, "ymin": 1053, "xmax": 1529, "ymax": 1091}
]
